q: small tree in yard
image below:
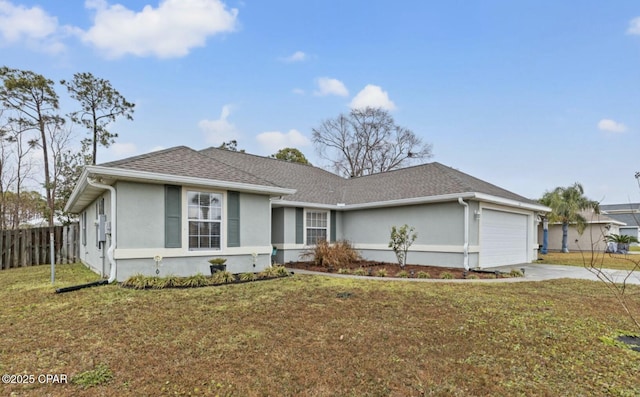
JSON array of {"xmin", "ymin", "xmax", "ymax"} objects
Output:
[
  {"xmin": 579, "ymin": 173, "xmax": 640, "ymax": 335},
  {"xmin": 389, "ymin": 224, "xmax": 417, "ymax": 268}
]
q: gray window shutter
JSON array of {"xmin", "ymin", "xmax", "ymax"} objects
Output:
[
  {"xmin": 330, "ymin": 210, "xmax": 336, "ymax": 242},
  {"xmin": 165, "ymin": 185, "xmax": 182, "ymax": 248},
  {"xmin": 227, "ymin": 191, "xmax": 240, "ymax": 247},
  {"xmin": 295, "ymin": 207, "xmax": 304, "ymax": 244}
]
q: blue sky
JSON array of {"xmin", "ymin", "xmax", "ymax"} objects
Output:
[{"xmin": 1, "ymin": 0, "xmax": 640, "ymax": 204}]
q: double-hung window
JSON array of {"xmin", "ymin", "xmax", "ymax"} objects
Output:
[
  {"xmin": 187, "ymin": 191, "xmax": 222, "ymax": 250},
  {"xmin": 306, "ymin": 210, "xmax": 328, "ymax": 245}
]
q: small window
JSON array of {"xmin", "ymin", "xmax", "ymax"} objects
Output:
[
  {"xmin": 187, "ymin": 191, "xmax": 222, "ymax": 250},
  {"xmin": 306, "ymin": 211, "xmax": 328, "ymax": 245}
]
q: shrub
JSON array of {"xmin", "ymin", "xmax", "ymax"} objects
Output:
[
  {"xmin": 396, "ymin": 270, "xmax": 409, "ymax": 278},
  {"xmin": 416, "ymin": 271, "xmax": 431, "ymax": 279},
  {"xmin": 258, "ymin": 266, "xmax": 278, "ymax": 279},
  {"xmin": 272, "ymin": 265, "xmax": 290, "ymax": 277},
  {"xmin": 337, "ymin": 268, "xmax": 351, "ymax": 274},
  {"xmin": 161, "ymin": 275, "xmax": 182, "ymax": 288},
  {"xmin": 300, "ymin": 239, "xmax": 361, "ymax": 268},
  {"xmin": 509, "ymin": 269, "xmax": 524, "ymax": 278},
  {"xmin": 239, "ymin": 272, "xmax": 257, "ymax": 282},
  {"xmin": 208, "ymin": 258, "xmax": 227, "ymax": 265},
  {"xmin": 183, "ymin": 273, "xmax": 209, "ymax": 288},
  {"xmin": 353, "ymin": 267, "xmax": 367, "ymax": 276},
  {"xmin": 467, "ymin": 274, "xmax": 480, "ymax": 280},
  {"xmin": 148, "ymin": 277, "xmax": 166, "ymax": 289},
  {"xmin": 211, "ymin": 270, "xmax": 235, "ymax": 284},
  {"xmin": 389, "ymin": 224, "xmax": 418, "ymax": 268},
  {"xmin": 375, "ymin": 268, "xmax": 388, "ymax": 277},
  {"xmin": 122, "ymin": 274, "xmax": 150, "ymax": 289},
  {"xmin": 440, "ymin": 272, "xmax": 454, "ymax": 279}
]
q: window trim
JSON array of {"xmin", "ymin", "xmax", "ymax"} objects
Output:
[
  {"xmin": 183, "ymin": 188, "xmax": 226, "ymax": 252},
  {"xmin": 303, "ymin": 209, "xmax": 330, "ymax": 246}
]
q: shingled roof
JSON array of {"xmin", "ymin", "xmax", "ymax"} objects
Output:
[
  {"xmin": 199, "ymin": 147, "xmax": 540, "ymax": 207},
  {"xmin": 100, "ymin": 146, "xmax": 283, "ymax": 188},
  {"xmin": 199, "ymin": 147, "xmax": 347, "ymax": 205},
  {"xmin": 343, "ymin": 162, "xmax": 537, "ymax": 205}
]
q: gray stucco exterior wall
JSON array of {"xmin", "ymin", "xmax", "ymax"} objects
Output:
[
  {"xmin": 342, "ymin": 202, "xmax": 466, "ymax": 246},
  {"xmin": 274, "ymin": 200, "xmax": 483, "ymax": 268},
  {"xmin": 79, "ymin": 192, "xmax": 111, "ymax": 277},
  {"xmin": 78, "ymin": 183, "xmax": 275, "ymax": 281},
  {"xmin": 239, "ymin": 192, "xmax": 271, "ymax": 247},
  {"xmin": 116, "ymin": 181, "xmax": 164, "ymax": 249}
]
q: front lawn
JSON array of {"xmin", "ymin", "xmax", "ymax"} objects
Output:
[
  {"xmin": 1, "ymin": 264, "xmax": 639, "ymax": 396},
  {"xmin": 538, "ymin": 251, "xmax": 640, "ymax": 271}
]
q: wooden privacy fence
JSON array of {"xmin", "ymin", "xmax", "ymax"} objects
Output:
[{"xmin": 0, "ymin": 224, "xmax": 80, "ymax": 269}]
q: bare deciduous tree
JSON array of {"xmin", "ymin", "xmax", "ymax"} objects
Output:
[{"xmin": 312, "ymin": 107, "xmax": 432, "ymax": 177}]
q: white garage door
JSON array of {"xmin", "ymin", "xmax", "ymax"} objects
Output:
[{"xmin": 480, "ymin": 209, "xmax": 528, "ymax": 267}]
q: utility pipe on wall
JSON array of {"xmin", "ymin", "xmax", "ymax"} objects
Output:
[
  {"xmin": 87, "ymin": 178, "xmax": 117, "ymax": 283},
  {"xmin": 458, "ymin": 197, "xmax": 470, "ymax": 271}
]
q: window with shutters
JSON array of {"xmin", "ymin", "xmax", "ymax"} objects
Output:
[{"xmin": 187, "ymin": 191, "xmax": 223, "ymax": 250}]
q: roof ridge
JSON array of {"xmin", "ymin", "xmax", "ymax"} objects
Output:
[
  {"xmin": 200, "ymin": 147, "xmax": 347, "ymax": 180},
  {"xmin": 347, "ymin": 161, "xmax": 440, "ymax": 180}
]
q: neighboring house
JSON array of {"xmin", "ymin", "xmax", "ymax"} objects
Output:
[
  {"xmin": 19, "ymin": 217, "xmax": 63, "ymax": 228},
  {"xmin": 538, "ymin": 210, "xmax": 625, "ymax": 252},
  {"xmin": 600, "ymin": 203, "xmax": 640, "ymax": 244},
  {"xmin": 65, "ymin": 146, "xmax": 549, "ymax": 281}
]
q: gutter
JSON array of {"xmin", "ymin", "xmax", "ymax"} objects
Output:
[
  {"xmin": 458, "ymin": 197, "xmax": 470, "ymax": 271},
  {"xmin": 87, "ymin": 177, "xmax": 117, "ymax": 283}
]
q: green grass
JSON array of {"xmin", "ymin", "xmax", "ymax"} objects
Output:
[
  {"xmin": 1, "ymin": 263, "xmax": 639, "ymax": 396},
  {"xmin": 538, "ymin": 251, "xmax": 640, "ymax": 271}
]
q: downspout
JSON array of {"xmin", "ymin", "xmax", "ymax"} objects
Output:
[
  {"xmin": 87, "ymin": 177, "xmax": 117, "ymax": 283},
  {"xmin": 458, "ymin": 197, "xmax": 470, "ymax": 271}
]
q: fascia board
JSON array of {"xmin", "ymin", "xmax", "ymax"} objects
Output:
[
  {"xmin": 473, "ymin": 192, "xmax": 551, "ymax": 213},
  {"xmin": 64, "ymin": 168, "xmax": 91, "ymax": 213},
  {"xmin": 271, "ymin": 193, "xmax": 477, "ymax": 210},
  {"xmin": 273, "ymin": 192, "xmax": 551, "ymax": 213}
]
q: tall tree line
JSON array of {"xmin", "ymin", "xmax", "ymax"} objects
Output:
[{"xmin": 0, "ymin": 67, "xmax": 134, "ymax": 229}]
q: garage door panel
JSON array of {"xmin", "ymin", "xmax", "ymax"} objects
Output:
[{"xmin": 480, "ymin": 210, "xmax": 528, "ymax": 267}]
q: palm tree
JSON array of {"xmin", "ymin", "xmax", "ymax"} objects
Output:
[{"xmin": 539, "ymin": 183, "xmax": 599, "ymax": 253}]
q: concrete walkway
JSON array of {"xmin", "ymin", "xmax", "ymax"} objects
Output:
[{"xmin": 288, "ymin": 263, "xmax": 640, "ymax": 284}]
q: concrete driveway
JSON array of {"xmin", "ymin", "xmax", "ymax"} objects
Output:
[
  {"xmin": 503, "ymin": 263, "xmax": 640, "ymax": 285},
  {"xmin": 290, "ymin": 263, "xmax": 640, "ymax": 284}
]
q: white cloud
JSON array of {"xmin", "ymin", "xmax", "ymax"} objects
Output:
[
  {"xmin": 110, "ymin": 142, "xmax": 138, "ymax": 156},
  {"xmin": 82, "ymin": 0, "xmax": 239, "ymax": 59},
  {"xmin": 255, "ymin": 129, "xmax": 310, "ymax": 154},
  {"xmin": 598, "ymin": 118, "xmax": 627, "ymax": 133},
  {"xmin": 199, "ymin": 104, "xmax": 239, "ymax": 145},
  {"xmin": 314, "ymin": 77, "xmax": 349, "ymax": 97},
  {"xmin": 292, "ymin": 88, "xmax": 305, "ymax": 95},
  {"xmin": 350, "ymin": 84, "xmax": 396, "ymax": 110},
  {"xmin": 0, "ymin": 0, "xmax": 69, "ymax": 53},
  {"xmin": 281, "ymin": 50, "xmax": 307, "ymax": 62},
  {"xmin": 627, "ymin": 17, "xmax": 640, "ymax": 35}
]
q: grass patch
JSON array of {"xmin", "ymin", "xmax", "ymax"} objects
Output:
[
  {"xmin": 71, "ymin": 364, "xmax": 113, "ymax": 388},
  {"xmin": 1, "ymin": 263, "xmax": 639, "ymax": 396},
  {"xmin": 538, "ymin": 251, "xmax": 640, "ymax": 271}
]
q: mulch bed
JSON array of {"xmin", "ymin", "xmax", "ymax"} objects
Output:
[{"xmin": 287, "ymin": 260, "xmax": 515, "ymax": 280}]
